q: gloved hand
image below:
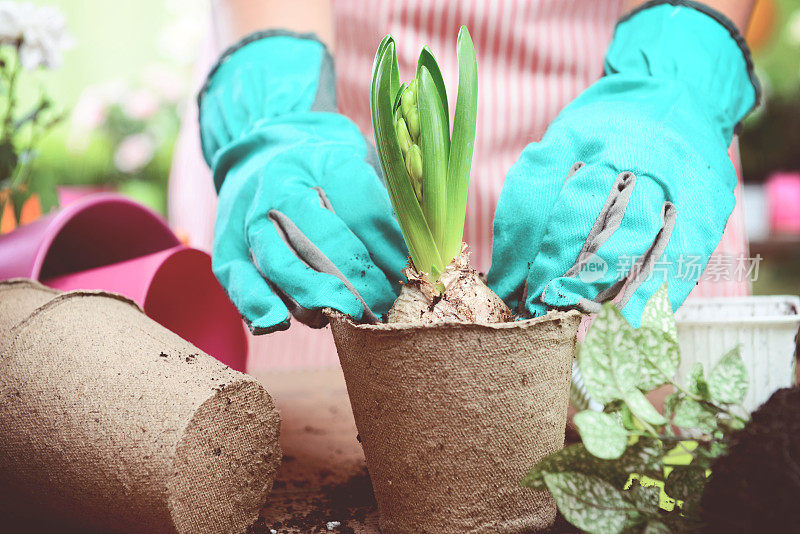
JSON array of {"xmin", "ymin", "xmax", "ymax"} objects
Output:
[
  {"xmin": 199, "ymin": 31, "xmax": 407, "ymax": 334},
  {"xmin": 488, "ymin": 1, "xmax": 759, "ymax": 326}
]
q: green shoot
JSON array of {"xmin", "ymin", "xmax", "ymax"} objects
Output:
[{"xmin": 370, "ymin": 26, "xmax": 478, "ymax": 284}]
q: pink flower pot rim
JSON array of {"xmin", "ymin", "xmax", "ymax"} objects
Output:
[{"xmin": 27, "ymin": 193, "xmax": 178, "ymax": 280}]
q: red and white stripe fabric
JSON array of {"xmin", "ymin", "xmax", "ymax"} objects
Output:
[{"xmin": 169, "ymin": 0, "xmax": 750, "ymax": 372}]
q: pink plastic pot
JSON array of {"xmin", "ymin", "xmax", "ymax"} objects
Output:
[
  {"xmin": 0, "ymin": 193, "xmax": 178, "ymax": 280},
  {"xmin": 44, "ymin": 246, "xmax": 247, "ymax": 371},
  {"xmin": 0, "ymin": 194, "xmax": 247, "ymax": 371},
  {"xmin": 765, "ymin": 172, "xmax": 800, "ymax": 235}
]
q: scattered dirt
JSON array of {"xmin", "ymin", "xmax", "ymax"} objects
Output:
[{"xmin": 266, "ymin": 467, "xmax": 375, "ymax": 534}]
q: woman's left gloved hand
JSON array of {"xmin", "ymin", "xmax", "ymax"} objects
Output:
[
  {"xmin": 488, "ymin": 1, "xmax": 759, "ymax": 326},
  {"xmin": 200, "ymin": 32, "xmax": 407, "ymax": 334}
]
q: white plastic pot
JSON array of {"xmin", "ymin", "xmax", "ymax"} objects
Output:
[{"xmin": 674, "ymin": 296, "xmax": 800, "ymax": 412}]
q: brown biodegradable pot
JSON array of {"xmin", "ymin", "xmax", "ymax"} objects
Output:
[
  {"xmin": 328, "ymin": 310, "xmax": 582, "ymax": 533},
  {"xmin": 0, "ymin": 279, "xmax": 281, "ymax": 534}
]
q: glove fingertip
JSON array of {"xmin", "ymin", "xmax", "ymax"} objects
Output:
[
  {"xmin": 324, "ymin": 291, "xmax": 367, "ymax": 322},
  {"xmin": 522, "ymin": 299, "xmax": 549, "ymax": 320},
  {"xmin": 248, "ymin": 315, "xmax": 291, "ymax": 335}
]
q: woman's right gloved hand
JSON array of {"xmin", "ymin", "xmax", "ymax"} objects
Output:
[
  {"xmin": 199, "ymin": 31, "xmax": 407, "ymax": 334},
  {"xmin": 488, "ymin": 2, "xmax": 758, "ymax": 327}
]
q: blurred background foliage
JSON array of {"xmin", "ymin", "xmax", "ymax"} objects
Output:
[
  {"xmin": 12, "ymin": 0, "xmax": 800, "ymax": 296},
  {"xmin": 741, "ymin": 0, "xmax": 800, "ymax": 183},
  {"xmin": 27, "ymin": 0, "xmax": 800, "ymax": 205},
  {"xmin": 24, "ymin": 0, "xmax": 202, "ymax": 215},
  {"xmin": 24, "ymin": 0, "xmax": 800, "ymax": 205}
]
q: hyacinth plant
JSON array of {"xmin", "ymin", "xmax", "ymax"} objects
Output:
[{"xmin": 371, "ymin": 26, "xmax": 510, "ymax": 324}]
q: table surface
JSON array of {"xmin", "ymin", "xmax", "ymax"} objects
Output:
[{"xmin": 253, "ymin": 369, "xmax": 381, "ymax": 534}]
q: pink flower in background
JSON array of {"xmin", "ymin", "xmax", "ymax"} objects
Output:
[
  {"xmin": 123, "ymin": 88, "xmax": 160, "ymax": 120},
  {"xmin": 143, "ymin": 64, "xmax": 187, "ymax": 104},
  {"xmin": 71, "ymin": 87, "xmax": 107, "ymax": 131},
  {"xmin": 114, "ymin": 133, "xmax": 156, "ymax": 174},
  {"xmin": 0, "ymin": 2, "xmax": 74, "ymax": 70},
  {"xmin": 68, "ymin": 80, "xmax": 129, "ymax": 140}
]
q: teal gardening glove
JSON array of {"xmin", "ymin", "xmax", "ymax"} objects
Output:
[
  {"xmin": 488, "ymin": 1, "xmax": 759, "ymax": 327},
  {"xmin": 199, "ymin": 31, "xmax": 407, "ymax": 333}
]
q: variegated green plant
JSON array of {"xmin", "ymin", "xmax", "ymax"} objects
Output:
[
  {"xmin": 370, "ymin": 26, "xmax": 477, "ymax": 285},
  {"xmin": 524, "ymin": 284, "xmax": 751, "ymax": 534}
]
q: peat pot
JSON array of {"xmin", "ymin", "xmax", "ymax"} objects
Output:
[
  {"xmin": 0, "ymin": 279, "xmax": 281, "ymax": 534},
  {"xmin": 328, "ymin": 310, "xmax": 581, "ymax": 533}
]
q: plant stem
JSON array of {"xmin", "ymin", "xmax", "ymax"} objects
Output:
[{"xmin": 2, "ymin": 45, "xmax": 19, "ymax": 142}]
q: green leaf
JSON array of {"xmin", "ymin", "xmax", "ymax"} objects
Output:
[
  {"xmin": 664, "ymin": 466, "xmax": 707, "ymax": 503},
  {"xmin": 416, "ymin": 65, "xmax": 449, "ymax": 252},
  {"xmin": 663, "ymin": 393, "xmax": 680, "ymax": 422},
  {"xmin": 442, "ymin": 26, "xmax": 477, "ymax": 263},
  {"xmin": 639, "ymin": 282, "xmax": 677, "ymax": 343},
  {"xmin": 622, "ymin": 388, "xmax": 667, "ymax": 426},
  {"xmin": 0, "ymin": 140, "xmax": 18, "ymax": 181},
  {"xmin": 580, "ymin": 303, "xmax": 642, "ymax": 404},
  {"xmin": 371, "ymin": 35, "xmax": 399, "ymax": 128},
  {"xmin": 614, "ymin": 403, "xmax": 638, "ymax": 431},
  {"xmin": 707, "ymin": 347, "xmax": 748, "ymax": 404},
  {"xmin": 574, "ymin": 411, "xmax": 629, "ymax": 460},
  {"xmin": 718, "ymin": 414, "xmax": 747, "ymax": 432},
  {"xmin": 643, "ymin": 521, "xmax": 672, "ymax": 534},
  {"xmin": 693, "ymin": 441, "xmax": 728, "ymax": 461},
  {"xmin": 672, "ymin": 399, "xmax": 716, "ymax": 434},
  {"xmin": 544, "ymin": 472, "xmax": 637, "ymax": 534},
  {"xmin": 371, "ymin": 40, "xmax": 444, "ymax": 278},
  {"xmin": 416, "ymin": 46, "xmax": 449, "ymax": 128},
  {"xmin": 27, "ymin": 169, "xmax": 58, "ymax": 214},
  {"xmin": 686, "ymin": 363, "xmax": 710, "ymax": 400},
  {"xmin": 523, "ymin": 444, "xmax": 629, "ymax": 491},
  {"xmin": 523, "ymin": 440, "xmax": 664, "ymax": 492},
  {"xmin": 392, "ymin": 82, "xmax": 408, "ymax": 114},
  {"xmin": 623, "ymin": 439, "xmax": 666, "ymax": 481},
  {"xmin": 9, "ymin": 187, "xmax": 31, "ymax": 225},
  {"xmin": 369, "ymin": 34, "xmax": 400, "ymax": 134},
  {"xmin": 627, "ymin": 479, "xmax": 661, "ymax": 514},
  {"xmin": 636, "ymin": 327, "xmax": 680, "ymax": 391}
]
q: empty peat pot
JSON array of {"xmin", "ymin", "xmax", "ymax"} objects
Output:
[
  {"xmin": 328, "ymin": 310, "xmax": 581, "ymax": 533},
  {"xmin": 0, "ymin": 279, "xmax": 281, "ymax": 534}
]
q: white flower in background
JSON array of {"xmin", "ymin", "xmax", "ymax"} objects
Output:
[
  {"xmin": 123, "ymin": 88, "xmax": 160, "ymax": 120},
  {"xmin": 158, "ymin": 0, "xmax": 205, "ymax": 65},
  {"xmin": 158, "ymin": 15, "xmax": 202, "ymax": 65},
  {"xmin": 114, "ymin": 133, "xmax": 156, "ymax": 174},
  {"xmin": 0, "ymin": 2, "xmax": 74, "ymax": 70}
]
